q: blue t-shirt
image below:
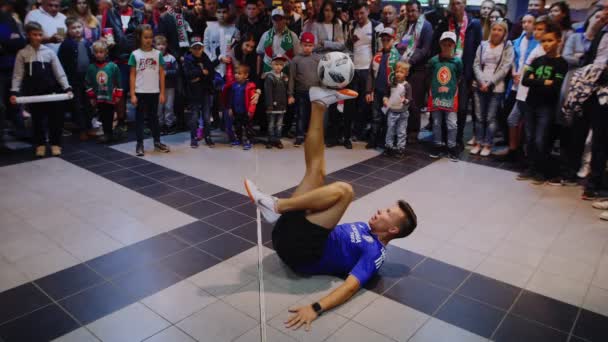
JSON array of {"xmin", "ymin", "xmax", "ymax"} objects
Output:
[
  {"xmin": 231, "ymin": 82, "xmax": 247, "ymax": 114},
  {"xmin": 295, "ymin": 222, "xmax": 387, "ymax": 286}
]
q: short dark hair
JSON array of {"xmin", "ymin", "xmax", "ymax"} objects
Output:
[
  {"xmin": 549, "ymin": 1, "xmax": 571, "ymax": 30},
  {"xmin": 238, "ymin": 64, "xmax": 251, "ymax": 75},
  {"xmin": 405, "ymin": 0, "xmax": 422, "ymax": 11},
  {"xmin": 24, "ymin": 21, "xmax": 43, "ymax": 34},
  {"xmin": 396, "ymin": 200, "xmax": 417, "ymax": 238},
  {"xmin": 135, "ymin": 24, "xmax": 153, "ymax": 48},
  {"xmin": 65, "ymin": 16, "xmax": 80, "ymax": 28},
  {"xmin": 246, "ymin": 0, "xmax": 257, "ymax": 6},
  {"xmin": 351, "ymin": 0, "xmax": 368, "ymax": 11},
  {"xmin": 317, "ymin": 0, "xmax": 338, "ymax": 24},
  {"xmin": 543, "ymin": 20, "xmax": 562, "ymax": 39}
]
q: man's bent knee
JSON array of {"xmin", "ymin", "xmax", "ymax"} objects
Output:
[{"xmin": 332, "ymin": 181, "xmax": 354, "ymax": 200}]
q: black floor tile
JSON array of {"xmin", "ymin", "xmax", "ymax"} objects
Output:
[
  {"xmin": 159, "ymin": 247, "xmax": 221, "ymax": 278},
  {"xmin": 385, "ymin": 245, "xmax": 425, "ymax": 270},
  {"xmin": 34, "ymin": 264, "xmax": 104, "ymax": 301},
  {"xmin": 68, "ymin": 156, "xmax": 107, "ymax": 168},
  {"xmin": 115, "ymin": 175, "xmax": 159, "ymax": 190},
  {"xmin": 511, "ymin": 290, "xmax": 578, "ymax": 333},
  {"xmin": 84, "ymin": 162, "xmax": 124, "ymax": 175},
  {"xmin": 185, "ymin": 183, "xmax": 228, "ymax": 199},
  {"xmin": 457, "ymin": 273, "xmax": 521, "ymax": 310},
  {"xmin": 435, "ymin": 294, "xmax": 506, "ymax": 338},
  {"xmin": 385, "ymin": 162, "xmax": 419, "ymax": 175},
  {"xmin": 230, "ymin": 220, "xmax": 274, "ymax": 244},
  {"xmin": 179, "ymin": 200, "xmax": 226, "ymax": 219},
  {"xmin": 0, "ymin": 283, "xmax": 51, "ymax": 324},
  {"xmin": 573, "ymin": 309, "xmax": 608, "ymax": 342},
  {"xmin": 368, "ymin": 168, "xmax": 405, "ymax": 181},
  {"xmin": 114, "ymin": 157, "xmax": 151, "ymax": 168},
  {"xmin": 209, "ymin": 191, "xmax": 251, "ymax": 208},
  {"xmin": 327, "ymin": 169, "xmax": 364, "ymax": 182},
  {"xmin": 170, "ymin": 220, "xmax": 224, "ymax": 245},
  {"xmin": 353, "ymin": 175, "xmax": 392, "ymax": 188},
  {"xmin": 130, "ymin": 163, "xmax": 167, "ymax": 175},
  {"xmin": 86, "ymin": 246, "xmax": 149, "ymax": 278},
  {"xmin": 343, "ymin": 163, "xmax": 377, "ymax": 175},
  {"xmin": 147, "ymin": 169, "xmax": 186, "ymax": 182},
  {"xmin": 0, "ymin": 304, "xmax": 79, "ymax": 342},
  {"xmin": 95, "ymin": 150, "xmax": 132, "ymax": 162},
  {"xmin": 202, "ymin": 210, "xmax": 254, "ymax": 230},
  {"xmin": 61, "ymin": 151, "xmax": 92, "ymax": 161},
  {"xmin": 232, "ymin": 202, "xmax": 257, "ymax": 218},
  {"xmin": 400, "ymin": 155, "xmax": 435, "ymax": 168},
  {"xmin": 351, "ymin": 183, "xmax": 375, "ymax": 198},
  {"xmin": 112, "ymin": 264, "xmax": 182, "ymax": 301},
  {"xmin": 361, "ymin": 157, "xmax": 395, "ymax": 168},
  {"xmin": 131, "ymin": 233, "xmax": 189, "ymax": 263},
  {"xmin": 157, "ymin": 191, "xmax": 201, "ymax": 208},
  {"xmin": 383, "ymin": 276, "xmax": 451, "ymax": 315},
  {"xmin": 364, "ymin": 259, "xmax": 411, "ymax": 294},
  {"xmin": 493, "ymin": 314, "xmax": 569, "ymax": 342},
  {"xmin": 59, "ymin": 281, "xmax": 133, "ymax": 325},
  {"xmin": 165, "ymin": 176, "xmax": 209, "ymax": 190},
  {"xmin": 196, "ymin": 233, "xmax": 255, "ymax": 260},
  {"xmin": 102, "ymin": 169, "xmax": 140, "ymax": 182},
  {"xmin": 136, "ymin": 183, "xmax": 180, "ymax": 198},
  {"xmin": 410, "ymin": 258, "xmax": 470, "ymax": 291}
]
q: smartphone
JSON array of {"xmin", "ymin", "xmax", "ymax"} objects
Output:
[{"xmin": 56, "ymin": 27, "xmax": 65, "ymax": 37}]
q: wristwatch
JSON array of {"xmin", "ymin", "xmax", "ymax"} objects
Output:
[{"xmin": 311, "ymin": 302, "xmax": 323, "ymax": 316}]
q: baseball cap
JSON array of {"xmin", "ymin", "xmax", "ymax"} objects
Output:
[
  {"xmin": 440, "ymin": 31, "xmax": 457, "ymax": 43},
  {"xmin": 271, "ymin": 7, "xmax": 285, "ymax": 18},
  {"xmin": 301, "ymin": 32, "xmax": 315, "ymax": 44},
  {"xmin": 379, "ymin": 27, "xmax": 395, "ymax": 38},
  {"xmin": 272, "ymin": 54, "xmax": 288, "ymax": 62},
  {"xmin": 190, "ymin": 36, "xmax": 204, "ymax": 47}
]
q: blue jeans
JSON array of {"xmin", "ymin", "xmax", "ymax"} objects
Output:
[
  {"xmin": 190, "ymin": 94, "xmax": 212, "ymax": 139},
  {"xmin": 474, "ymin": 91, "xmax": 502, "ymax": 146},
  {"xmin": 267, "ymin": 113, "xmax": 284, "ymax": 142},
  {"xmin": 385, "ymin": 110, "xmax": 409, "ymax": 149},
  {"xmin": 525, "ymin": 103, "xmax": 554, "ymax": 176},
  {"xmin": 295, "ymin": 91, "xmax": 311, "ymax": 139},
  {"xmin": 344, "ymin": 69, "xmax": 370, "ymax": 137},
  {"xmin": 432, "ymin": 110, "xmax": 457, "ymax": 149},
  {"xmin": 370, "ymin": 90, "xmax": 387, "ymax": 145},
  {"xmin": 507, "ymin": 100, "xmax": 528, "ymax": 128}
]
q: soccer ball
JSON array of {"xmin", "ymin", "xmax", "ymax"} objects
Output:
[{"xmin": 317, "ymin": 52, "xmax": 355, "ymax": 89}]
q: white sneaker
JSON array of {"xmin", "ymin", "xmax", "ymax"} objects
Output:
[
  {"xmin": 35, "ymin": 145, "xmax": 46, "ymax": 157},
  {"xmin": 244, "ymin": 179, "xmax": 280, "ymax": 224},
  {"xmin": 467, "ymin": 137, "xmax": 477, "ymax": 146},
  {"xmin": 309, "ymin": 86, "xmax": 358, "ymax": 106},
  {"xmin": 470, "ymin": 144, "xmax": 481, "ymax": 155},
  {"xmin": 480, "ymin": 146, "xmax": 492, "ymax": 157},
  {"xmin": 51, "ymin": 145, "xmax": 62, "ymax": 156},
  {"xmin": 577, "ymin": 163, "xmax": 591, "ymax": 178},
  {"xmin": 592, "ymin": 200, "xmax": 608, "ymax": 210},
  {"xmin": 600, "ymin": 211, "xmax": 608, "ymax": 221}
]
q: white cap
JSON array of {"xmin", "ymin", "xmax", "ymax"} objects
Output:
[
  {"xmin": 271, "ymin": 7, "xmax": 285, "ymax": 18},
  {"xmin": 379, "ymin": 27, "xmax": 395, "ymax": 37},
  {"xmin": 440, "ymin": 31, "xmax": 457, "ymax": 43}
]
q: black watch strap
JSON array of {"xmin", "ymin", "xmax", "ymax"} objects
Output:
[{"xmin": 312, "ymin": 302, "xmax": 323, "ymax": 316}]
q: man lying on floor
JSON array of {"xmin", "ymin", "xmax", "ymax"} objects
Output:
[{"xmin": 245, "ymin": 86, "xmax": 418, "ymax": 331}]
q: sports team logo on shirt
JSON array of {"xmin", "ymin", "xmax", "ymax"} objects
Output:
[
  {"xmin": 96, "ymin": 71, "xmax": 108, "ymax": 85},
  {"xmin": 362, "ymin": 235, "xmax": 374, "ymax": 243},
  {"xmin": 437, "ymin": 66, "xmax": 452, "ymax": 85},
  {"xmin": 139, "ymin": 58, "xmax": 158, "ymax": 71}
]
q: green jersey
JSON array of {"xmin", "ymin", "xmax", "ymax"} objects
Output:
[
  {"xmin": 85, "ymin": 62, "xmax": 121, "ymax": 104},
  {"xmin": 427, "ymin": 55, "xmax": 463, "ymax": 112}
]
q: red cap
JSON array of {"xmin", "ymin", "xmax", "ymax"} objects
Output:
[{"xmin": 301, "ymin": 32, "xmax": 315, "ymax": 44}]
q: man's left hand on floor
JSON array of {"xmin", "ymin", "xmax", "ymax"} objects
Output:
[{"xmin": 284, "ymin": 304, "xmax": 319, "ymax": 331}]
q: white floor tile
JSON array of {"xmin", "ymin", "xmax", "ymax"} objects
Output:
[
  {"xmin": 142, "ymin": 280, "xmax": 217, "ymax": 323},
  {"xmin": 0, "ymin": 259, "xmax": 29, "ymax": 292},
  {"xmin": 51, "ymin": 327, "xmax": 100, "ymax": 342},
  {"xmin": 13, "ymin": 246, "xmax": 80, "ymax": 281},
  {"xmin": 475, "ymin": 256, "xmax": 535, "ymax": 288},
  {"xmin": 325, "ymin": 321, "xmax": 395, "ymax": 342},
  {"xmin": 391, "ymin": 232, "xmax": 443, "ymax": 256},
  {"xmin": 538, "ymin": 254, "xmax": 596, "ymax": 283},
  {"xmin": 233, "ymin": 325, "xmax": 297, "ymax": 342},
  {"xmin": 409, "ymin": 318, "xmax": 488, "ymax": 342},
  {"xmin": 188, "ymin": 261, "xmax": 256, "ymax": 298},
  {"xmin": 143, "ymin": 327, "xmax": 196, "ymax": 342},
  {"xmin": 490, "ymin": 241, "xmax": 545, "ymax": 268},
  {"xmin": 0, "ymin": 231, "xmax": 57, "ymax": 263},
  {"xmin": 583, "ymin": 286, "xmax": 608, "ymax": 317},
  {"xmin": 87, "ymin": 303, "xmax": 170, "ymax": 342},
  {"xmin": 333, "ymin": 289, "xmax": 380, "ymax": 319},
  {"xmin": 226, "ymin": 246, "xmax": 283, "ymax": 276},
  {"xmin": 526, "ymin": 270, "xmax": 588, "ymax": 306},
  {"xmin": 430, "ymin": 244, "xmax": 487, "ymax": 271},
  {"xmin": 353, "ymin": 296, "xmax": 429, "ymax": 342},
  {"xmin": 268, "ymin": 303, "xmax": 348, "ymax": 342},
  {"xmin": 176, "ymin": 300, "xmax": 258, "ymax": 342}
]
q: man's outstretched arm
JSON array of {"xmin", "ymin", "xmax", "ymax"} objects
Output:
[{"xmin": 285, "ymin": 275, "xmax": 360, "ymax": 331}]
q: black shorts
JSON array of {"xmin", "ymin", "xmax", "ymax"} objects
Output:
[{"xmin": 272, "ymin": 211, "xmax": 331, "ymax": 270}]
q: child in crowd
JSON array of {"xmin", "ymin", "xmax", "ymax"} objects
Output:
[
  {"xmin": 10, "ymin": 21, "xmax": 72, "ymax": 157},
  {"xmin": 264, "ymin": 55, "xmax": 288, "ymax": 149},
  {"xmin": 471, "ymin": 20, "xmax": 513, "ymax": 157},
  {"xmin": 128, "ymin": 24, "xmax": 170, "ymax": 156},
  {"xmin": 383, "ymin": 61, "xmax": 412, "ymax": 157},
  {"xmin": 58, "ymin": 17, "xmax": 92, "ymax": 141},
  {"xmin": 86, "ymin": 41, "xmax": 122, "ymax": 143},
  {"xmin": 227, "ymin": 64, "xmax": 258, "ymax": 150},
  {"xmin": 154, "ymin": 35, "xmax": 178, "ymax": 135},
  {"xmin": 518, "ymin": 23, "xmax": 567, "ymax": 184},
  {"xmin": 427, "ymin": 32, "xmax": 463, "ymax": 162},
  {"xmin": 183, "ymin": 36, "xmax": 215, "ymax": 148},
  {"xmin": 288, "ymin": 32, "xmax": 320, "ymax": 147}
]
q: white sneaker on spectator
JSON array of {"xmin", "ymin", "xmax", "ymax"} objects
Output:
[
  {"xmin": 480, "ymin": 146, "xmax": 492, "ymax": 157},
  {"xmin": 592, "ymin": 200, "xmax": 608, "ymax": 210},
  {"xmin": 35, "ymin": 145, "xmax": 46, "ymax": 158},
  {"xmin": 600, "ymin": 211, "xmax": 608, "ymax": 221},
  {"xmin": 309, "ymin": 86, "xmax": 358, "ymax": 106},
  {"xmin": 470, "ymin": 144, "xmax": 481, "ymax": 155},
  {"xmin": 577, "ymin": 163, "xmax": 591, "ymax": 178},
  {"xmin": 51, "ymin": 145, "xmax": 61, "ymax": 156},
  {"xmin": 467, "ymin": 137, "xmax": 476, "ymax": 146},
  {"xmin": 244, "ymin": 179, "xmax": 280, "ymax": 224}
]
